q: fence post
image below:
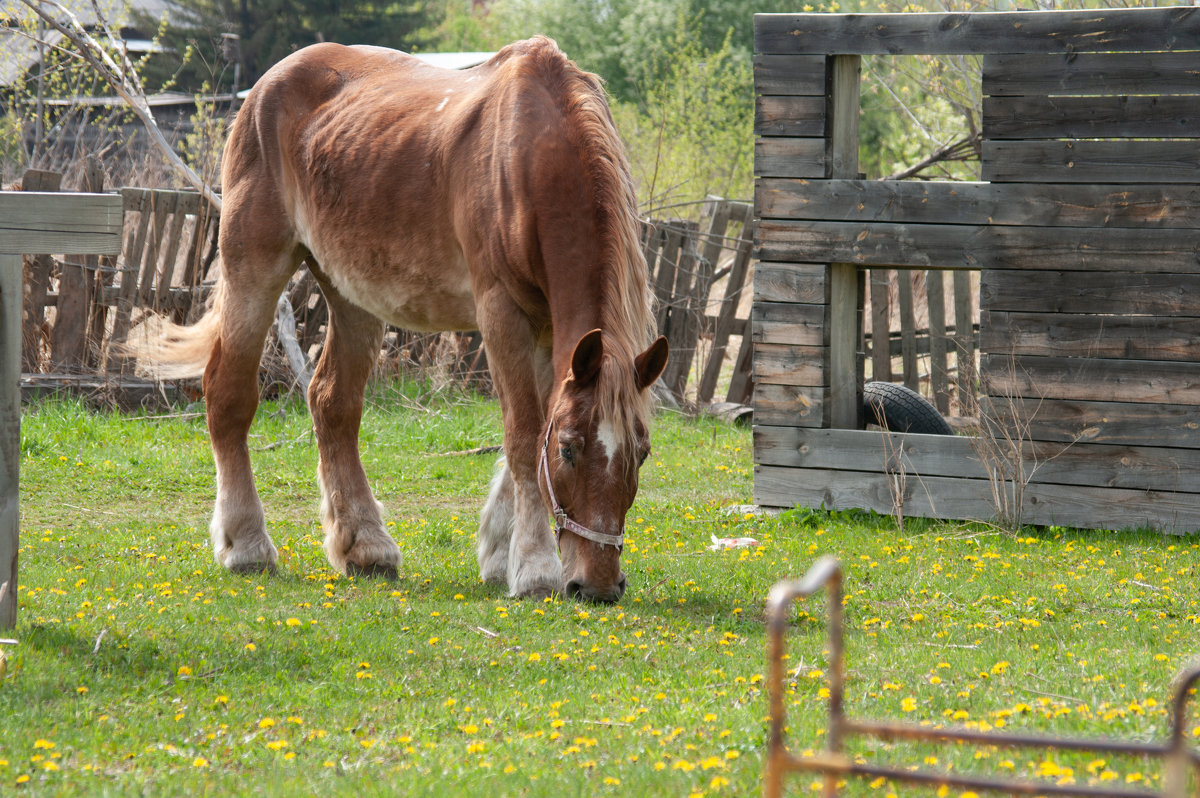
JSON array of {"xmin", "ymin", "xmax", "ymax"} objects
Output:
[
  {"xmin": 0, "ymin": 250, "xmax": 18, "ymax": 628},
  {"xmin": 827, "ymin": 54, "xmax": 862, "ymax": 429}
]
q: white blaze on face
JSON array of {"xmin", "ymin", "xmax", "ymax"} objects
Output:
[{"xmin": 595, "ymin": 419, "xmax": 621, "ymax": 471}]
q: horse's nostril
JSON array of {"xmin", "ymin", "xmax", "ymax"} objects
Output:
[{"xmin": 565, "ymin": 579, "xmax": 584, "ymax": 600}]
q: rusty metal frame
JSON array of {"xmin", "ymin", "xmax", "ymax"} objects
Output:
[{"xmin": 765, "ymin": 556, "xmax": 1200, "ymax": 798}]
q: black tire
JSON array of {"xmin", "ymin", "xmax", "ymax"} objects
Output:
[{"xmin": 862, "ymin": 381, "xmax": 953, "ymax": 435}]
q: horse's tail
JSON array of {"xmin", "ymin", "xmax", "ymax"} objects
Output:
[{"xmin": 132, "ymin": 281, "xmax": 225, "ymax": 380}]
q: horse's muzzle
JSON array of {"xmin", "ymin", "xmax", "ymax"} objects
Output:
[{"xmin": 565, "ymin": 572, "xmax": 626, "ymax": 603}]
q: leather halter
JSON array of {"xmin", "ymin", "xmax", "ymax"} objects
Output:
[{"xmin": 538, "ymin": 424, "xmax": 625, "ymax": 550}]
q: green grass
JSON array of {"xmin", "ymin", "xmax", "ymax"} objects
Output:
[{"xmin": 3, "ymin": 385, "xmax": 1198, "ymax": 796}]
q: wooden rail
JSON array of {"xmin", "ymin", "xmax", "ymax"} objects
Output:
[{"xmin": 0, "ymin": 190, "xmax": 123, "ymax": 629}]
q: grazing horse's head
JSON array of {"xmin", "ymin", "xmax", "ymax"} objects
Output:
[{"xmin": 541, "ymin": 329, "xmax": 669, "ymax": 603}]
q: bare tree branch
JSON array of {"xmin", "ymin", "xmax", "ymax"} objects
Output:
[
  {"xmin": 18, "ymin": 0, "xmax": 222, "ymax": 212},
  {"xmin": 880, "ymin": 132, "xmax": 981, "ymax": 182}
]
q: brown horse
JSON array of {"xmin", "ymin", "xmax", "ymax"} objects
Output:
[{"xmin": 141, "ymin": 36, "xmax": 668, "ymax": 602}]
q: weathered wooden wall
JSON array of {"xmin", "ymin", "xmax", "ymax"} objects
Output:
[{"xmin": 752, "ymin": 7, "xmax": 1200, "ymax": 532}]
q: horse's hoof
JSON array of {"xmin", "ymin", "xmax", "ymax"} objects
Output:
[
  {"xmin": 347, "ymin": 562, "xmax": 399, "ymax": 580},
  {"xmin": 513, "ymin": 584, "xmax": 559, "ymax": 601},
  {"xmin": 228, "ymin": 560, "xmax": 278, "ymax": 576}
]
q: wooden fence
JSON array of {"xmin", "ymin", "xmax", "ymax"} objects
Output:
[
  {"xmin": 641, "ymin": 197, "xmax": 756, "ymax": 406},
  {"xmin": 752, "ymin": 6, "xmax": 1200, "ymax": 532},
  {"xmin": 19, "ymin": 160, "xmax": 219, "ymax": 381},
  {"xmin": 18, "ymin": 168, "xmax": 757, "ymax": 409},
  {"xmin": 2, "ymin": 189, "xmax": 124, "ymax": 628}
]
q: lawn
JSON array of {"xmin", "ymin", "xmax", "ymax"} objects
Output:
[{"xmin": 2, "ymin": 383, "xmax": 1198, "ymax": 796}]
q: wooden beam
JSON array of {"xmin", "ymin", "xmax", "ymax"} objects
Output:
[
  {"xmin": 983, "ymin": 52, "xmax": 1200, "ymax": 98},
  {"xmin": 983, "ymin": 140, "xmax": 1200, "ymax": 184},
  {"xmin": 753, "ymin": 463, "xmax": 1200, "ymax": 533},
  {"xmin": 758, "ymin": 219, "xmax": 1200, "ymax": 272},
  {"xmin": 827, "ymin": 54, "xmax": 861, "ymax": 430},
  {"xmin": 756, "ymin": 178, "xmax": 1200, "ymax": 230},
  {"xmin": 756, "ymin": 426, "xmax": 1200, "ymax": 495},
  {"xmin": 0, "ymin": 192, "xmax": 123, "ymax": 255},
  {"xmin": 754, "ymin": 7, "xmax": 1200, "ymax": 56},
  {"xmin": 980, "ymin": 270, "xmax": 1200, "ymax": 316},
  {"xmin": 0, "ymin": 253, "xmax": 19, "ymax": 628},
  {"xmin": 980, "ymin": 311, "xmax": 1200, "ymax": 362},
  {"xmin": 981, "ymin": 354, "xmax": 1200, "ymax": 406},
  {"xmin": 983, "ymin": 95, "xmax": 1200, "ymax": 141},
  {"xmin": 754, "ymin": 54, "xmax": 827, "ymax": 95}
]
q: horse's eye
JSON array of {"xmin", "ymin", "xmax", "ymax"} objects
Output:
[
  {"xmin": 639, "ymin": 448, "xmax": 650, "ymax": 466},
  {"xmin": 560, "ymin": 445, "xmax": 575, "ymax": 465}
]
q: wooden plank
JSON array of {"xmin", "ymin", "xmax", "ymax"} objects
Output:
[
  {"xmin": 726, "ymin": 330, "xmax": 755, "ymax": 405},
  {"xmin": 83, "ymin": 157, "xmax": 114, "ymax": 369},
  {"xmin": 642, "ymin": 223, "xmax": 664, "ymax": 285},
  {"xmin": 754, "ymin": 343, "xmax": 826, "ymax": 387},
  {"xmin": 109, "ymin": 189, "xmax": 155, "ymax": 349},
  {"xmin": 662, "ymin": 220, "xmax": 699, "ymax": 398},
  {"xmin": 980, "ymin": 354, "xmax": 1200, "ymax": 406},
  {"xmin": 979, "ymin": 271, "xmax": 1200, "ymax": 316},
  {"xmin": 983, "ymin": 52, "xmax": 1200, "ymax": 98},
  {"xmin": 757, "ymin": 219, "xmax": 1200, "ymax": 273},
  {"xmin": 868, "ymin": 269, "xmax": 891, "ymax": 382},
  {"xmin": 755, "ymin": 95, "xmax": 825, "ymax": 137},
  {"xmin": 828, "ymin": 54, "xmax": 861, "ymax": 430},
  {"xmin": 754, "ymin": 262, "xmax": 825, "ymax": 304},
  {"xmin": 666, "ymin": 220, "xmax": 711, "ymax": 398},
  {"xmin": 755, "ymin": 138, "xmax": 826, "ymax": 179},
  {"xmin": 754, "ymin": 54, "xmax": 827, "ymax": 95},
  {"xmin": 925, "ymin": 270, "xmax": 949, "ymax": 415},
  {"xmin": 985, "ymin": 397, "xmax": 1200, "ymax": 450},
  {"xmin": 754, "ymin": 382, "xmax": 825, "ymax": 427},
  {"xmin": 0, "ymin": 193, "xmax": 123, "ymax": 255},
  {"xmin": 752, "ymin": 301, "xmax": 826, "ymax": 347},
  {"xmin": 756, "ymin": 425, "xmax": 1200, "ymax": 493},
  {"xmin": 980, "ymin": 311, "xmax": 1200, "ymax": 362},
  {"xmin": 757, "ymin": 178, "xmax": 1200, "ymax": 230},
  {"xmin": 19, "ymin": 170, "xmax": 62, "ymax": 372},
  {"xmin": 984, "ymin": 95, "xmax": 1200, "ymax": 141},
  {"xmin": 697, "ymin": 202, "xmax": 752, "ymax": 405},
  {"xmin": 897, "ymin": 272, "xmax": 918, "ymax": 392},
  {"xmin": 753, "ymin": 463, "xmax": 1200, "ymax": 533},
  {"xmin": 155, "ymin": 198, "xmax": 191, "ymax": 308},
  {"xmin": 137, "ymin": 192, "xmax": 177, "ymax": 306},
  {"xmin": 952, "ymin": 270, "xmax": 975, "ymax": 406},
  {"xmin": 983, "ymin": 140, "xmax": 1200, "ymax": 184},
  {"xmin": 754, "ymin": 7, "xmax": 1200, "ymax": 56},
  {"xmin": 651, "ymin": 223, "xmax": 681, "ymax": 332},
  {"xmin": 0, "ymin": 253, "xmax": 19, "ymax": 628}
]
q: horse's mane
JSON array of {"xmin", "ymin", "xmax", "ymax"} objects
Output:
[{"xmin": 515, "ymin": 37, "xmax": 658, "ymax": 458}]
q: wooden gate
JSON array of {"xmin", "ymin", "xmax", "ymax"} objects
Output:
[{"xmin": 752, "ymin": 7, "xmax": 1200, "ymax": 532}]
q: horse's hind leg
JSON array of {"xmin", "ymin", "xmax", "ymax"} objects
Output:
[
  {"xmin": 307, "ymin": 275, "xmax": 400, "ymax": 577},
  {"xmin": 205, "ymin": 263, "xmax": 296, "ymax": 573}
]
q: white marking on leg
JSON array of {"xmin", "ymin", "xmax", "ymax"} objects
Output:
[
  {"xmin": 477, "ymin": 456, "xmax": 515, "ymax": 583},
  {"xmin": 507, "ymin": 474, "xmax": 562, "ymax": 597},
  {"xmin": 211, "ymin": 464, "xmax": 275, "ymax": 570}
]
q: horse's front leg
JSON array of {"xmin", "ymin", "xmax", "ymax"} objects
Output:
[
  {"xmin": 476, "ymin": 302, "xmax": 560, "ymax": 598},
  {"xmin": 308, "ymin": 277, "xmax": 401, "ymax": 577}
]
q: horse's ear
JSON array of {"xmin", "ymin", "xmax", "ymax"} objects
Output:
[
  {"xmin": 571, "ymin": 329, "xmax": 605, "ymax": 387},
  {"xmin": 634, "ymin": 336, "xmax": 669, "ymax": 392}
]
